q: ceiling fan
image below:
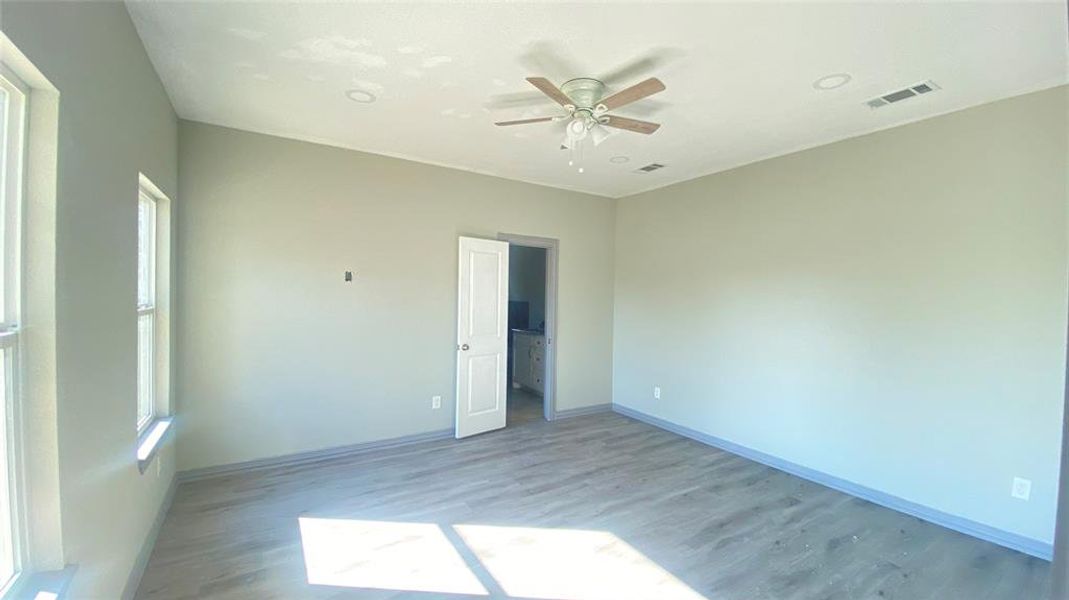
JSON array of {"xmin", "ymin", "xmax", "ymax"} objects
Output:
[{"xmin": 494, "ymin": 76, "xmax": 665, "ymax": 168}]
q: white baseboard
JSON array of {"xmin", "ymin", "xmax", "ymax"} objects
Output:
[{"xmin": 121, "ymin": 476, "xmax": 177, "ymax": 600}]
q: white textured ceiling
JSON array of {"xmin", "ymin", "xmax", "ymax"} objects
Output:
[{"xmin": 126, "ymin": 1, "xmax": 1068, "ymax": 198}]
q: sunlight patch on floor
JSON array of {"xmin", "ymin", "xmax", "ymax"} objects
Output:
[
  {"xmin": 297, "ymin": 517, "xmax": 488, "ymax": 595},
  {"xmin": 454, "ymin": 524, "xmax": 708, "ymax": 600}
]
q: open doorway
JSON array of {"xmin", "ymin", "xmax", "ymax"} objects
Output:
[{"xmin": 500, "ymin": 234, "xmax": 558, "ymax": 426}]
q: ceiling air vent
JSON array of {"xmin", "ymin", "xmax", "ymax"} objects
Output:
[
  {"xmin": 866, "ymin": 80, "xmax": 940, "ymax": 109},
  {"xmin": 634, "ymin": 163, "xmax": 666, "ymax": 173}
]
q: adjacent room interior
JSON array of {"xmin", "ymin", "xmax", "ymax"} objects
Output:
[
  {"xmin": 507, "ymin": 242, "xmax": 550, "ymax": 426},
  {"xmin": 1, "ymin": 1, "xmax": 1067, "ymax": 599}
]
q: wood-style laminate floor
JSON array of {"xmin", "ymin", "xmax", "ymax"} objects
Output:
[{"xmin": 136, "ymin": 412, "xmax": 1050, "ymax": 600}]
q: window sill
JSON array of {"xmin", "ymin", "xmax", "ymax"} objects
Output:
[
  {"xmin": 3, "ymin": 565, "xmax": 76, "ymax": 600},
  {"xmin": 137, "ymin": 417, "xmax": 173, "ymax": 474}
]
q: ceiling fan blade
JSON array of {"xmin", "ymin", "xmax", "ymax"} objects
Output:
[
  {"xmin": 598, "ymin": 78, "xmax": 666, "ymax": 111},
  {"xmin": 494, "ymin": 117, "xmax": 556, "ymax": 126},
  {"xmin": 526, "ymin": 77, "xmax": 573, "ymax": 107},
  {"xmin": 485, "ymin": 91, "xmax": 555, "ymax": 110},
  {"xmin": 598, "ymin": 48, "xmax": 681, "ymax": 85},
  {"xmin": 520, "ymin": 42, "xmax": 584, "ymax": 83},
  {"xmin": 602, "ymin": 115, "xmax": 661, "ymax": 135}
]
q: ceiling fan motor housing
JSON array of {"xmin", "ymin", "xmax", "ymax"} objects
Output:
[{"xmin": 560, "ymin": 78, "xmax": 606, "ymax": 110}]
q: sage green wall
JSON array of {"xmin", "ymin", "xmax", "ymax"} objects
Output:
[
  {"xmin": 176, "ymin": 121, "xmax": 615, "ymax": 472},
  {"xmin": 613, "ymin": 86, "xmax": 1068, "ymax": 545},
  {"xmin": 1, "ymin": 2, "xmax": 178, "ymax": 597}
]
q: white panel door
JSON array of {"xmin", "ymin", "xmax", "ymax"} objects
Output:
[{"xmin": 455, "ymin": 236, "xmax": 509, "ymax": 438}]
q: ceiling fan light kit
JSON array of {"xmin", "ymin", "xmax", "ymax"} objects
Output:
[
  {"xmin": 589, "ymin": 123, "xmax": 614, "ymax": 146},
  {"xmin": 495, "ymin": 75, "xmax": 665, "ymax": 171}
]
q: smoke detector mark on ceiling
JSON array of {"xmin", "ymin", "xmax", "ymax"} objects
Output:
[
  {"xmin": 813, "ymin": 73, "xmax": 852, "ymax": 90},
  {"xmin": 345, "ymin": 89, "xmax": 377, "ymax": 103},
  {"xmin": 866, "ymin": 80, "xmax": 941, "ymax": 109},
  {"xmin": 634, "ymin": 163, "xmax": 666, "ymax": 173}
]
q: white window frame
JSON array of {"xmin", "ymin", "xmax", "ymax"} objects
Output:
[
  {"xmin": 0, "ymin": 61, "xmax": 29, "ymax": 595},
  {"xmin": 136, "ymin": 191, "xmax": 157, "ymax": 436},
  {"xmin": 135, "ymin": 175, "xmax": 172, "ymax": 472}
]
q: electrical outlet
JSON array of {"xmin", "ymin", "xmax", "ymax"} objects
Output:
[
  {"xmin": 431, "ymin": 395, "xmax": 442, "ymax": 410},
  {"xmin": 653, "ymin": 386, "xmax": 661, "ymax": 400},
  {"xmin": 1011, "ymin": 477, "xmax": 1031, "ymax": 501}
]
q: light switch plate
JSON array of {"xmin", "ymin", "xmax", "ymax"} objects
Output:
[
  {"xmin": 431, "ymin": 395, "xmax": 442, "ymax": 409},
  {"xmin": 653, "ymin": 386, "xmax": 661, "ymax": 400}
]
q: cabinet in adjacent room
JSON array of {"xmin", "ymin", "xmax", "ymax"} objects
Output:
[{"xmin": 511, "ymin": 330, "xmax": 545, "ymax": 394}]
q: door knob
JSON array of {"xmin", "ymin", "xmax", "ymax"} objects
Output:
[{"xmin": 460, "ymin": 343, "xmax": 470, "ymax": 351}]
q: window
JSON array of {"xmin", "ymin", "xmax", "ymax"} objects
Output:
[
  {"xmin": 137, "ymin": 190, "xmax": 157, "ymax": 435},
  {"xmin": 0, "ymin": 64, "xmax": 27, "ymax": 590},
  {"xmin": 135, "ymin": 174, "xmax": 171, "ymax": 470}
]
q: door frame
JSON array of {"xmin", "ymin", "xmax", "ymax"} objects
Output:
[{"xmin": 497, "ymin": 233, "xmax": 559, "ymax": 421}]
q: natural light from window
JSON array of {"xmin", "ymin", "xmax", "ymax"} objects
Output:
[
  {"xmin": 297, "ymin": 518, "xmax": 488, "ymax": 595},
  {"xmin": 455, "ymin": 524, "xmax": 707, "ymax": 600},
  {"xmin": 136, "ymin": 419, "xmax": 171, "ymax": 462},
  {"xmin": 297, "ymin": 518, "xmax": 708, "ymax": 600}
]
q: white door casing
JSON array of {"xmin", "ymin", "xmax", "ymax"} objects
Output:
[{"xmin": 455, "ymin": 236, "xmax": 509, "ymax": 438}]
